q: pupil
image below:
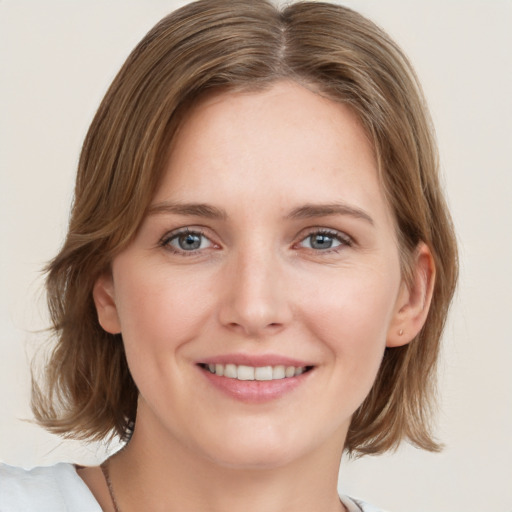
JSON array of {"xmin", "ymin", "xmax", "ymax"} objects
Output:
[
  {"xmin": 311, "ymin": 234, "xmax": 332, "ymax": 249},
  {"xmin": 179, "ymin": 233, "xmax": 201, "ymax": 250}
]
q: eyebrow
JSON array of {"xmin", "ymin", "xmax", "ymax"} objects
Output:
[
  {"xmin": 147, "ymin": 201, "xmax": 228, "ymax": 219},
  {"xmin": 286, "ymin": 203, "xmax": 374, "ymax": 225},
  {"xmin": 147, "ymin": 201, "xmax": 373, "ymax": 225}
]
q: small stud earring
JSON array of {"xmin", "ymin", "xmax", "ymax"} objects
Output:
[{"xmin": 398, "ymin": 329, "xmax": 404, "ymax": 336}]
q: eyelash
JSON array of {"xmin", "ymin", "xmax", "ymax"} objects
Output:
[
  {"xmin": 296, "ymin": 228, "xmax": 353, "ymax": 253},
  {"xmin": 159, "ymin": 228, "xmax": 211, "ymax": 256},
  {"xmin": 159, "ymin": 227, "xmax": 353, "ymax": 256}
]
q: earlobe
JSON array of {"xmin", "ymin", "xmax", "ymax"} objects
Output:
[
  {"xmin": 387, "ymin": 242, "xmax": 435, "ymax": 347},
  {"xmin": 92, "ymin": 272, "xmax": 122, "ymax": 334}
]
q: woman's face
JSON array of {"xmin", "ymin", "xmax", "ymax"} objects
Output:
[{"xmin": 95, "ymin": 81, "xmax": 412, "ymax": 469}]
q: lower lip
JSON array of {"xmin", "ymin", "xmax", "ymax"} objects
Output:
[{"xmin": 199, "ymin": 366, "xmax": 312, "ymax": 403}]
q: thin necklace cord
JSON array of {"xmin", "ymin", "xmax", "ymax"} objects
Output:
[{"xmin": 100, "ymin": 461, "xmax": 121, "ymax": 512}]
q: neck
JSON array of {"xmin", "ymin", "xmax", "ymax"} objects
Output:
[{"xmin": 109, "ymin": 418, "xmax": 347, "ymax": 512}]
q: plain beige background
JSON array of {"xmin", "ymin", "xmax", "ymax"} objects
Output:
[{"xmin": 1, "ymin": 1, "xmax": 511, "ymax": 511}]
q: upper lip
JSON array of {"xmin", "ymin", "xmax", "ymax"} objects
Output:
[{"xmin": 198, "ymin": 353, "xmax": 314, "ymax": 368}]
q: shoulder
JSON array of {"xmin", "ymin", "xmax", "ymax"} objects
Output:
[
  {"xmin": 340, "ymin": 494, "xmax": 391, "ymax": 512},
  {"xmin": 0, "ymin": 463, "xmax": 101, "ymax": 512}
]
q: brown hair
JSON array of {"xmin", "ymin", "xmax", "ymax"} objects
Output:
[{"xmin": 33, "ymin": 0, "xmax": 458, "ymax": 456}]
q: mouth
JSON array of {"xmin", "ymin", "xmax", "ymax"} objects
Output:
[
  {"xmin": 197, "ymin": 356, "xmax": 315, "ymax": 402},
  {"xmin": 198, "ymin": 363, "xmax": 314, "ymax": 381}
]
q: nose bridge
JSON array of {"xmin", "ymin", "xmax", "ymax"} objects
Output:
[{"xmin": 219, "ymin": 237, "xmax": 291, "ymax": 336}]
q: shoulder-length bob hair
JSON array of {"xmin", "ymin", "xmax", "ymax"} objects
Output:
[{"xmin": 33, "ymin": 0, "xmax": 458, "ymax": 456}]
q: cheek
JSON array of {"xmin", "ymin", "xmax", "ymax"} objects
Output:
[
  {"xmin": 302, "ymin": 264, "xmax": 398, "ymax": 335},
  {"xmin": 112, "ymin": 266, "xmax": 218, "ymax": 412},
  {"xmin": 297, "ymin": 263, "xmax": 400, "ymax": 383},
  {"xmin": 112, "ymin": 263, "xmax": 214, "ymax": 362}
]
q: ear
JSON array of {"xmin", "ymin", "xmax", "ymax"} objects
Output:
[
  {"xmin": 92, "ymin": 272, "xmax": 122, "ymax": 334},
  {"xmin": 386, "ymin": 242, "xmax": 435, "ymax": 347}
]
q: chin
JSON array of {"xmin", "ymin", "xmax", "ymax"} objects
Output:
[{"xmin": 200, "ymin": 433, "xmax": 301, "ymax": 471}]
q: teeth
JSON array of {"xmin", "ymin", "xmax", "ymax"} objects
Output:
[
  {"xmin": 272, "ymin": 365, "xmax": 285, "ymax": 379},
  {"xmin": 224, "ymin": 364, "xmax": 237, "ymax": 378},
  {"xmin": 204, "ymin": 363, "xmax": 309, "ymax": 380},
  {"xmin": 237, "ymin": 365, "xmax": 254, "ymax": 380},
  {"xmin": 254, "ymin": 366, "xmax": 272, "ymax": 381},
  {"xmin": 285, "ymin": 366, "xmax": 296, "ymax": 378}
]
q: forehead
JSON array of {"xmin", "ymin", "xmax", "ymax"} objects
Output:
[
  {"xmin": 153, "ymin": 81, "xmax": 393, "ymax": 229},
  {"xmin": 174, "ymin": 81, "xmax": 374, "ymax": 156}
]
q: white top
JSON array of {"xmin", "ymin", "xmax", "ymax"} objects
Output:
[
  {"xmin": 0, "ymin": 463, "xmax": 386, "ymax": 511},
  {"xmin": 0, "ymin": 463, "xmax": 101, "ymax": 511}
]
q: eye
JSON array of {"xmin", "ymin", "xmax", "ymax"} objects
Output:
[
  {"xmin": 161, "ymin": 229, "xmax": 213, "ymax": 253},
  {"xmin": 298, "ymin": 230, "xmax": 351, "ymax": 251}
]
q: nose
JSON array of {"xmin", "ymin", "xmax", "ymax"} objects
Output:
[{"xmin": 218, "ymin": 246, "xmax": 293, "ymax": 337}]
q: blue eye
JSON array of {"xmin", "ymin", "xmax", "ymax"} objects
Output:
[
  {"xmin": 299, "ymin": 231, "xmax": 349, "ymax": 251},
  {"xmin": 163, "ymin": 230, "xmax": 212, "ymax": 253}
]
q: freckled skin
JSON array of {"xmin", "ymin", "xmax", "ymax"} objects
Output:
[{"xmin": 97, "ymin": 81, "xmax": 405, "ymax": 472}]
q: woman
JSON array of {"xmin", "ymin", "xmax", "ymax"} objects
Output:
[{"xmin": 0, "ymin": 1, "xmax": 457, "ymax": 511}]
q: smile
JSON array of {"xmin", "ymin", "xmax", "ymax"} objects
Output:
[{"xmin": 201, "ymin": 363, "xmax": 311, "ymax": 381}]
